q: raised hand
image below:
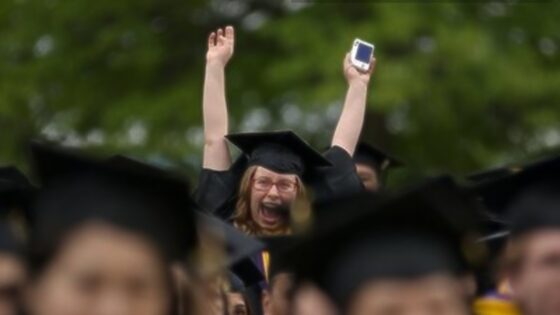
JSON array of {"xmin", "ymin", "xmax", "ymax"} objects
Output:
[
  {"xmin": 343, "ymin": 53, "xmax": 376, "ymax": 85},
  {"xmin": 206, "ymin": 26, "xmax": 235, "ymax": 67},
  {"xmin": 202, "ymin": 26, "xmax": 234, "ymax": 171},
  {"xmin": 331, "ymin": 52, "xmax": 376, "ymax": 156}
]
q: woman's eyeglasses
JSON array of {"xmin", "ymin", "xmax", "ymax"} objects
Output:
[{"xmin": 252, "ymin": 177, "xmax": 298, "ymax": 193}]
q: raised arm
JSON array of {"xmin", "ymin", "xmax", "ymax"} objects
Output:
[
  {"xmin": 331, "ymin": 53, "xmax": 376, "ymax": 156},
  {"xmin": 202, "ymin": 26, "xmax": 235, "ymax": 170}
]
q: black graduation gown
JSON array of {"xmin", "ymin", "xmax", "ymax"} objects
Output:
[
  {"xmin": 193, "ymin": 155, "xmax": 247, "ymax": 220},
  {"xmin": 193, "ymin": 146, "xmax": 363, "ymax": 220},
  {"xmin": 310, "ymin": 146, "xmax": 364, "ymax": 204}
]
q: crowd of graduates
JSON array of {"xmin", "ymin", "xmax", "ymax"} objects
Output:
[{"xmin": 1, "ymin": 26, "xmax": 559, "ymax": 315}]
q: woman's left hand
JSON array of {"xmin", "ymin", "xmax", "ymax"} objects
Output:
[{"xmin": 343, "ymin": 53, "xmax": 376, "ymax": 85}]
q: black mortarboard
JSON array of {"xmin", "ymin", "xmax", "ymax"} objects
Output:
[
  {"xmin": 0, "ymin": 222, "xmax": 24, "ymax": 257},
  {"xmin": 472, "ymin": 154, "xmax": 560, "ymax": 236},
  {"xmin": 466, "ymin": 163, "xmax": 531, "ymax": 293},
  {"xmin": 228, "ymin": 272, "xmax": 246, "ymax": 291},
  {"xmin": 0, "ymin": 166, "xmax": 36, "ymax": 217},
  {"xmin": 226, "ymin": 131, "xmax": 331, "ymax": 180},
  {"xmin": 475, "ymin": 212, "xmax": 510, "ymax": 259},
  {"xmin": 106, "ymin": 155, "xmax": 266, "ymax": 285},
  {"xmin": 466, "ymin": 164, "xmax": 523, "ymax": 245},
  {"xmin": 260, "ymin": 236, "xmax": 296, "ymax": 280},
  {"xmin": 196, "ymin": 212, "xmax": 265, "ymax": 315},
  {"xmin": 466, "ymin": 166, "xmax": 522, "ymax": 184},
  {"xmin": 288, "ymin": 176, "xmax": 486, "ymax": 309},
  {"xmin": 230, "ymin": 258, "xmax": 264, "ymax": 288},
  {"xmin": 465, "ymin": 154, "xmax": 560, "ymax": 293},
  {"xmin": 466, "ymin": 164, "xmax": 522, "ymax": 250},
  {"xmin": 29, "ymin": 141, "xmax": 197, "ymax": 262},
  {"xmin": 197, "ymin": 212, "xmax": 264, "ymax": 269},
  {"xmin": 507, "ymin": 182, "xmax": 560, "ymax": 237},
  {"xmin": 105, "ymin": 154, "xmax": 187, "ymax": 181},
  {"xmin": 0, "ymin": 166, "xmax": 33, "ymax": 196},
  {"xmin": 473, "ymin": 213, "xmax": 511, "ymax": 294},
  {"xmin": 353, "ymin": 142, "xmax": 403, "ymax": 173}
]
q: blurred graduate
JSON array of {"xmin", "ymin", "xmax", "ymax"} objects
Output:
[
  {"xmin": 285, "ymin": 177, "xmax": 487, "ymax": 315},
  {"xmin": 24, "ymin": 142, "xmax": 200, "ymax": 315},
  {"xmin": 473, "ymin": 154, "xmax": 560, "ymax": 315},
  {"xmin": 352, "ymin": 142, "xmax": 403, "ymax": 192}
]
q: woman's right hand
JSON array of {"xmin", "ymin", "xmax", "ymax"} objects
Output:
[{"xmin": 206, "ymin": 26, "xmax": 235, "ymax": 68}]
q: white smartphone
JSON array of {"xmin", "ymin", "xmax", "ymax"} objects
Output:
[{"xmin": 350, "ymin": 38, "xmax": 375, "ymax": 72}]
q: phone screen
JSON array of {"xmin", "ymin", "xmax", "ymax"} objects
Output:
[{"xmin": 356, "ymin": 43, "xmax": 373, "ymax": 63}]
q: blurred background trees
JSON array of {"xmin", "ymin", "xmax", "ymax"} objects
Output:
[{"xmin": 1, "ymin": 0, "xmax": 559, "ymax": 185}]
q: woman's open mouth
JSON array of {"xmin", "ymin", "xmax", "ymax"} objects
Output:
[{"xmin": 259, "ymin": 203, "xmax": 289, "ymax": 226}]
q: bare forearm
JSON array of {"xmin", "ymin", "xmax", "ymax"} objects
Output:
[
  {"xmin": 331, "ymin": 80, "xmax": 369, "ymax": 155},
  {"xmin": 203, "ymin": 62, "xmax": 229, "ymax": 141},
  {"xmin": 202, "ymin": 62, "xmax": 231, "ymax": 169}
]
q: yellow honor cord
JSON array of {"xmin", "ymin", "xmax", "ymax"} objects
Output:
[{"xmin": 262, "ymin": 250, "xmax": 270, "ymax": 283}]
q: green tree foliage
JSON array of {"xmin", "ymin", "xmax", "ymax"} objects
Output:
[{"xmin": 1, "ymin": 0, "xmax": 559, "ymax": 185}]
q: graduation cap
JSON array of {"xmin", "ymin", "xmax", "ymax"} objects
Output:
[
  {"xmin": 106, "ymin": 156, "xmax": 259, "ymax": 259},
  {"xmin": 477, "ymin": 154, "xmax": 560, "ymax": 238},
  {"xmin": 465, "ymin": 164, "xmax": 523, "ymax": 245},
  {"xmin": 260, "ymin": 236, "xmax": 296, "ymax": 281},
  {"xmin": 353, "ymin": 142, "xmax": 403, "ymax": 173},
  {"xmin": 230, "ymin": 258, "xmax": 264, "ymax": 289},
  {"xmin": 466, "ymin": 166, "xmax": 522, "ymax": 184},
  {"xmin": 472, "ymin": 154, "xmax": 560, "ymax": 230},
  {"xmin": 107, "ymin": 154, "xmax": 266, "ymax": 285},
  {"xmin": 507, "ymin": 182, "xmax": 560, "ymax": 238},
  {"xmin": 225, "ymin": 131, "xmax": 331, "ymax": 180},
  {"xmin": 0, "ymin": 222, "xmax": 24, "ymax": 257},
  {"xmin": 228, "ymin": 272, "xmax": 246, "ymax": 291},
  {"xmin": 465, "ymin": 164, "xmax": 519, "ymax": 249},
  {"xmin": 287, "ymin": 176, "xmax": 486, "ymax": 309},
  {"xmin": 29, "ymin": 141, "xmax": 198, "ymax": 262},
  {"xmin": 0, "ymin": 166, "xmax": 36, "ymax": 215},
  {"xmin": 463, "ymin": 154, "xmax": 560, "ymax": 293},
  {"xmin": 473, "ymin": 214, "xmax": 511, "ymax": 294},
  {"xmin": 106, "ymin": 154, "xmax": 188, "ymax": 181},
  {"xmin": 196, "ymin": 212, "xmax": 265, "ymax": 289},
  {"xmin": 0, "ymin": 167, "xmax": 33, "ymax": 195},
  {"xmin": 197, "ymin": 212, "xmax": 265, "ymax": 315},
  {"xmin": 195, "ymin": 216, "xmax": 267, "ymax": 291},
  {"xmin": 106, "ymin": 154, "xmax": 169, "ymax": 175},
  {"xmin": 465, "ymin": 164, "xmax": 533, "ymax": 294},
  {"xmin": 476, "ymin": 214, "xmax": 510, "ymax": 256}
]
